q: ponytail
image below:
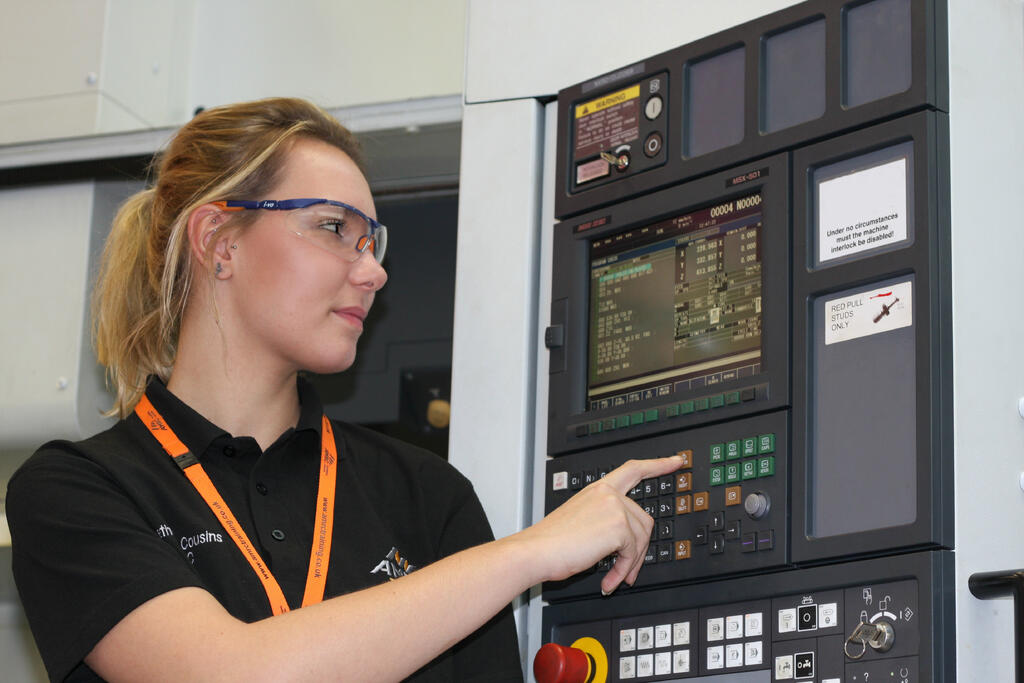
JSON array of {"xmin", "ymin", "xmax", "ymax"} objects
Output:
[{"xmin": 93, "ymin": 188, "xmax": 176, "ymax": 417}]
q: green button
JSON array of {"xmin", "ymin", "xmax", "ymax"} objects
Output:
[
  {"xmin": 679, "ymin": 400, "xmax": 695, "ymax": 415},
  {"xmin": 695, "ymin": 397, "xmax": 710, "ymax": 411},
  {"xmin": 726, "ymin": 440, "xmax": 742, "ymax": 460},
  {"xmin": 603, "ymin": 418, "xmax": 616, "ymax": 431},
  {"xmin": 666, "ymin": 404, "xmax": 680, "ymax": 417},
  {"xmin": 725, "ymin": 463, "xmax": 741, "ymax": 483},
  {"xmin": 630, "ymin": 412, "xmax": 644, "ymax": 426},
  {"xmin": 725, "ymin": 391, "xmax": 741, "ymax": 405},
  {"xmin": 589, "ymin": 421, "xmax": 602, "ymax": 435},
  {"xmin": 615, "ymin": 415, "xmax": 631, "ymax": 429},
  {"xmin": 758, "ymin": 433, "xmax": 776, "ymax": 454},
  {"xmin": 758, "ymin": 456, "xmax": 775, "ymax": 477},
  {"xmin": 710, "ymin": 394, "xmax": 725, "ymax": 409},
  {"xmin": 710, "ymin": 466, "xmax": 724, "ymax": 486},
  {"xmin": 742, "ymin": 437, "xmax": 758, "ymax": 457},
  {"xmin": 644, "ymin": 408, "xmax": 659, "ymax": 423},
  {"xmin": 710, "ymin": 443, "xmax": 725, "ymax": 463},
  {"xmin": 741, "ymin": 460, "xmax": 757, "ymax": 480}
]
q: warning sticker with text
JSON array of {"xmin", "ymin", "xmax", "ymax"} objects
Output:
[
  {"xmin": 824, "ymin": 281, "xmax": 912, "ymax": 345},
  {"xmin": 818, "ymin": 157, "xmax": 908, "ymax": 263},
  {"xmin": 574, "ymin": 85, "xmax": 640, "ymax": 160}
]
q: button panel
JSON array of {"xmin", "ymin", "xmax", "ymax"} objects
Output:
[
  {"xmin": 545, "ymin": 570, "xmax": 928, "ymax": 682},
  {"xmin": 612, "ymin": 600, "xmax": 845, "ymax": 679},
  {"xmin": 696, "ymin": 600, "xmax": 770, "ymax": 675},
  {"xmin": 614, "ymin": 611, "xmax": 697, "ymax": 680},
  {"xmin": 572, "ymin": 382, "xmax": 770, "ymax": 442},
  {"xmin": 546, "ymin": 410, "xmax": 787, "ymax": 599}
]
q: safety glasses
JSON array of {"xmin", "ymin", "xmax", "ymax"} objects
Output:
[{"xmin": 214, "ymin": 198, "xmax": 387, "ymax": 263}]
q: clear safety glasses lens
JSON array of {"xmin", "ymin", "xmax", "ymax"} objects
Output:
[{"xmin": 287, "ymin": 204, "xmax": 388, "ymax": 263}]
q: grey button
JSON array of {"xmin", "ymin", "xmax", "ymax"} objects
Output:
[
  {"xmin": 271, "ymin": 529, "xmax": 285, "ymax": 541},
  {"xmin": 645, "ymin": 95, "xmax": 663, "ymax": 120},
  {"xmin": 256, "ymin": 482, "xmax": 268, "ymax": 495}
]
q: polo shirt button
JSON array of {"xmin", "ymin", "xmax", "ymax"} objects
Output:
[
  {"xmin": 256, "ymin": 482, "xmax": 268, "ymax": 495},
  {"xmin": 223, "ymin": 445, "xmax": 236, "ymax": 457},
  {"xmin": 271, "ymin": 529, "xmax": 285, "ymax": 541}
]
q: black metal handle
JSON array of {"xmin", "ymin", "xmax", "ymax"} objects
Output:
[{"xmin": 969, "ymin": 569, "xmax": 1024, "ymax": 683}]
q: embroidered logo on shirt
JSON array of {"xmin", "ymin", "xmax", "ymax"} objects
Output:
[
  {"xmin": 180, "ymin": 530, "xmax": 224, "ymax": 551},
  {"xmin": 370, "ymin": 546, "xmax": 417, "ymax": 580},
  {"xmin": 156, "ymin": 523, "xmax": 225, "ymax": 564}
]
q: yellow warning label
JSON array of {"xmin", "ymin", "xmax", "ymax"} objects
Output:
[{"xmin": 575, "ymin": 85, "xmax": 641, "ymax": 119}]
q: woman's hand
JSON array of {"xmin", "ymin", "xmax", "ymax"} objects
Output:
[{"xmin": 518, "ymin": 455, "xmax": 685, "ymax": 595}]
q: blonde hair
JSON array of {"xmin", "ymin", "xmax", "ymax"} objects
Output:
[{"xmin": 93, "ymin": 98, "xmax": 364, "ymax": 418}]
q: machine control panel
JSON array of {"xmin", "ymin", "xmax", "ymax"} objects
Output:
[
  {"xmin": 541, "ymin": 1, "xmax": 952, "ymax": 678},
  {"xmin": 543, "ymin": 578, "xmax": 921, "ymax": 682},
  {"xmin": 546, "ymin": 411, "xmax": 787, "ymax": 600}
]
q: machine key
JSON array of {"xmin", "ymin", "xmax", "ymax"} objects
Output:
[{"xmin": 844, "ymin": 620, "xmax": 895, "ymax": 659}]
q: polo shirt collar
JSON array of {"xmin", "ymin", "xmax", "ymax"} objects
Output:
[{"xmin": 141, "ymin": 375, "xmax": 325, "ymax": 460}]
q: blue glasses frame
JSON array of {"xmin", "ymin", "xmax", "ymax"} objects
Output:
[{"xmin": 213, "ymin": 198, "xmax": 387, "ymax": 263}]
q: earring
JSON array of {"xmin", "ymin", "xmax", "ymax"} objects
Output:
[
  {"xmin": 211, "ymin": 216, "xmax": 218, "ymax": 225},
  {"xmin": 230, "ymin": 244, "xmax": 238, "ymax": 250},
  {"xmin": 215, "ymin": 263, "xmax": 223, "ymax": 275}
]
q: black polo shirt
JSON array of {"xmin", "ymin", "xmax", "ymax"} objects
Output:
[{"xmin": 7, "ymin": 378, "xmax": 523, "ymax": 682}]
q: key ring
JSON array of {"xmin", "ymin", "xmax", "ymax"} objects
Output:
[{"xmin": 844, "ymin": 633, "xmax": 867, "ymax": 660}]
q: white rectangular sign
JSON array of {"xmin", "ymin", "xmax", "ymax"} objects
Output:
[
  {"xmin": 824, "ymin": 280, "xmax": 913, "ymax": 345},
  {"xmin": 818, "ymin": 157, "xmax": 908, "ymax": 263}
]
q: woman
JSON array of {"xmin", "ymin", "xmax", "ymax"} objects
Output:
[{"xmin": 6, "ymin": 98, "xmax": 683, "ymax": 682}]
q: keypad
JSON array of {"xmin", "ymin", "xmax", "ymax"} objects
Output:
[
  {"xmin": 549, "ymin": 420, "xmax": 783, "ymax": 589},
  {"xmin": 612, "ymin": 603, "xmax": 773, "ymax": 680},
  {"xmin": 703, "ymin": 608, "xmax": 766, "ymax": 671},
  {"xmin": 708, "ymin": 433, "xmax": 777, "ymax": 485},
  {"xmin": 617, "ymin": 618, "xmax": 693, "ymax": 680}
]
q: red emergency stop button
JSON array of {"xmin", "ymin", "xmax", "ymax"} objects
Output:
[{"xmin": 533, "ymin": 642, "xmax": 593, "ymax": 683}]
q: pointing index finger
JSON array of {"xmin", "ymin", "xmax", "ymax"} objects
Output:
[{"xmin": 599, "ymin": 455, "xmax": 686, "ymax": 496}]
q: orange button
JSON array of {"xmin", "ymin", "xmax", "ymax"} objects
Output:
[
  {"xmin": 676, "ymin": 472, "xmax": 693, "ymax": 492},
  {"xmin": 675, "ymin": 494, "xmax": 692, "ymax": 515},
  {"xmin": 692, "ymin": 491, "xmax": 709, "ymax": 511},
  {"xmin": 676, "ymin": 450, "xmax": 692, "ymax": 468},
  {"xmin": 725, "ymin": 486, "xmax": 742, "ymax": 506},
  {"xmin": 675, "ymin": 539, "xmax": 691, "ymax": 560}
]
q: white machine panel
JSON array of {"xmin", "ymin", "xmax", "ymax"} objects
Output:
[{"xmin": 0, "ymin": 181, "xmax": 131, "ymax": 450}]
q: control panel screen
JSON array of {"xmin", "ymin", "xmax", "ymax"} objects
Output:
[{"xmin": 587, "ymin": 194, "xmax": 763, "ymax": 410}]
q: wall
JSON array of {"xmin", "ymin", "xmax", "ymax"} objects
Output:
[{"xmin": 0, "ymin": 0, "xmax": 466, "ymax": 145}]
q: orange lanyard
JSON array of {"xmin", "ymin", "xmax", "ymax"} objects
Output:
[{"xmin": 134, "ymin": 394, "xmax": 338, "ymax": 616}]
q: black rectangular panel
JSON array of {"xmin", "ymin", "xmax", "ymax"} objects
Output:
[
  {"xmin": 844, "ymin": 0, "xmax": 914, "ymax": 107},
  {"xmin": 684, "ymin": 46, "xmax": 746, "ymax": 157},
  {"xmin": 762, "ymin": 18, "xmax": 827, "ymax": 133},
  {"xmin": 809, "ymin": 275, "xmax": 918, "ymax": 537},
  {"xmin": 554, "ymin": 0, "xmax": 947, "ymax": 219},
  {"xmin": 790, "ymin": 111, "xmax": 953, "ymax": 563}
]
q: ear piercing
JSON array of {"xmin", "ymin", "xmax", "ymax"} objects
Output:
[
  {"xmin": 231, "ymin": 244, "xmax": 238, "ymax": 250},
  {"xmin": 215, "ymin": 263, "xmax": 223, "ymax": 275}
]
